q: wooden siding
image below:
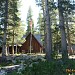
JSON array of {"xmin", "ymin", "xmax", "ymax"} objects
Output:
[{"xmin": 21, "ymin": 33, "xmax": 43, "ymax": 53}]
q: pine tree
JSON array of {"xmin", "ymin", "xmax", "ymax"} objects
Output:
[
  {"xmin": 7, "ymin": 0, "xmax": 24, "ymax": 55},
  {"xmin": 37, "ymin": 13, "xmax": 44, "ymax": 42},
  {"xmin": 58, "ymin": 0, "xmax": 68, "ymax": 60},
  {"xmin": 45, "ymin": 0, "xmax": 52, "ymax": 61},
  {"xmin": 0, "ymin": 0, "xmax": 24, "ymax": 56},
  {"xmin": 26, "ymin": 6, "xmax": 34, "ymax": 35},
  {"xmin": 35, "ymin": 0, "xmax": 75, "ymax": 60}
]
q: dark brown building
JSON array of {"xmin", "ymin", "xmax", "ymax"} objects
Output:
[{"xmin": 21, "ymin": 33, "xmax": 43, "ymax": 53}]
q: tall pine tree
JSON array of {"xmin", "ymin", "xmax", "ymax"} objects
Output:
[{"xmin": 26, "ymin": 6, "xmax": 34, "ymax": 35}]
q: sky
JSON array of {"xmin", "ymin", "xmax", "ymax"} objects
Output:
[{"xmin": 19, "ymin": 0, "xmax": 40, "ymax": 28}]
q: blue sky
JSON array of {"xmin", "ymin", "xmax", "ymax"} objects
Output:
[{"xmin": 19, "ymin": 0, "xmax": 40, "ymax": 28}]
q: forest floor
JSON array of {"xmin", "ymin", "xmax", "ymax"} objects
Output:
[
  {"xmin": 0, "ymin": 53, "xmax": 46, "ymax": 75},
  {"xmin": 0, "ymin": 53, "xmax": 75, "ymax": 75}
]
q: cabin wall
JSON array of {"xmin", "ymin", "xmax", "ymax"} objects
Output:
[{"xmin": 21, "ymin": 34, "xmax": 43, "ymax": 53}]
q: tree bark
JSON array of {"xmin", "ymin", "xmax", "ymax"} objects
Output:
[
  {"xmin": 65, "ymin": 13, "xmax": 72, "ymax": 55},
  {"xmin": 12, "ymin": 29, "xmax": 14, "ymax": 55},
  {"xmin": 45, "ymin": 0, "xmax": 52, "ymax": 61},
  {"xmin": 41, "ymin": 0, "xmax": 46, "ymax": 53},
  {"xmin": 58, "ymin": 0, "xmax": 68, "ymax": 60},
  {"xmin": 2, "ymin": 0, "xmax": 8, "ymax": 61},
  {"xmin": 15, "ymin": 44, "xmax": 17, "ymax": 54}
]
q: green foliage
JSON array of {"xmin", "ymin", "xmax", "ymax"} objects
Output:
[
  {"xmin": 0, "ymin": 0, "xmax": 25, "ymax": 47},
  {"xmin": 37, "ymin": 13, "xmax": 44, "ymax": 42},
  {"xmin": 7, "ymin": 70, "xmax": 19, "ymax": 75},
  {"xmin": 0, "ymin": 61, "xmax": 13, "ymax": 67},
  {"xmin": 26, "ymin": 6, "xmax": 34, "ymax": 34},
  {"xmin": 26, "ymin": 7, "xmax": 34, "ymax": 35},
  {"xmin": 7, "ymin": 59, "xmax": 75, "ymax": 75}
]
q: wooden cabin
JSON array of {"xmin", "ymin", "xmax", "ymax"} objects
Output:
[{"xmin": 21, "ymin": 33, "xmax": 43, "ymax": 53}]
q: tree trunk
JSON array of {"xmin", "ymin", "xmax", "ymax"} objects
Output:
[
  {"xmin": 15, "ymin": 44, "xmax": 17, "ymax": 54},
  {"xmin": 45, "ymin": 0, "xmax": 52, "ymax": 61},
  {"xmin": 58, "ymin": 0, "xmax": 68, "ymax": 60},
  {"xmin": 41, "ymin": 0, "xmax": 46, "ymax": 54},
  {"xmin": 65, "ymin": 13, "xmax": 72, "ymax": 55},
  {"xmin": 7, "ymin": 45, "xmax": 10, "ymax": 55},
  {"xmin": 12, "ymin": 29, "xmax": 14, "ymax": 55},
  {"xmin": 2, "ymin": 0, "xmax": 8, "ymax": 61}
]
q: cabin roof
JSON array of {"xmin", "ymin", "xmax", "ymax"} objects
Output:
[
  {"xmin": 23, "ymin": 33, "xmax": 43, "ymax": 46},
  {"xmin": 34, "ymin": 34, "xmax": 42, "ymax": 45}
]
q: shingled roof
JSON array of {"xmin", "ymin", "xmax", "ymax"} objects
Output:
[{"xmin": 23, "ymin": 32, "xmax": 43, "ymax": 46}]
